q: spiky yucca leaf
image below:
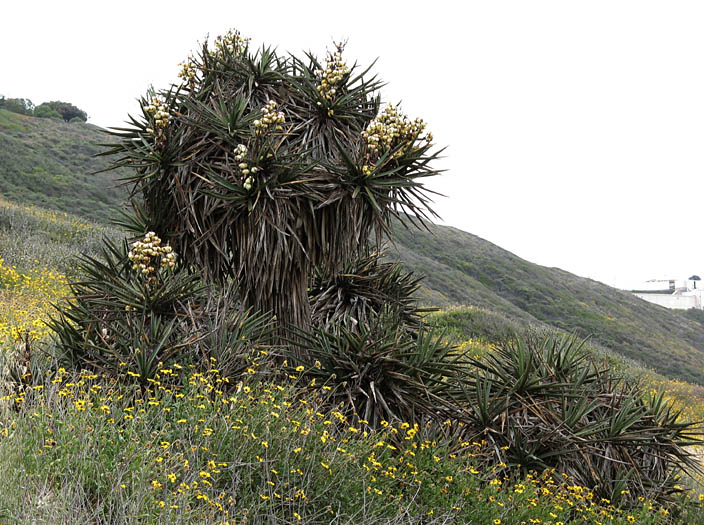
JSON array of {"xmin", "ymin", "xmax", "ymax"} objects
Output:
[
  {"xmin": 289, "ymin": 312, "xmax": 468, "ymax": 428},
  {"xmin": 456, "ymin": 333, "xmax": 703, "ymax": 506}
]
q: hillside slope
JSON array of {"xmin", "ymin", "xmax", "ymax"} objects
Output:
[
  {"xmin": 389, "ymin": 223, "xmax": 704, "ymax": 385},
  {"xmin": 0, "ymin": 109, "xmax": 129, "ymax": 222},
  {"xmin": 3, "ymin": 110, "xmax": 704, "ymax": 385}
]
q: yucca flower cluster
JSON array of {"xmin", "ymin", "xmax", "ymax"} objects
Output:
[
  {"xmin": 362, "ymin": 104, "xmax": 433, "ymax": 156},
  {"xmin": 128, "ymin": 232, "xmax": 176, "ymax": 275},
  {"xmin": 233, "ymin": 144, "xmax": 260, "ymax": 191},
  {"xmin": 145, "ymin": 95, "xmax": 170, "ymax": 133},
  {"xmin": 177, "ymin": 57, "xmax": 198, "ymax": 89},
  {"xmin": 316, "ymin": 46, "xmax": 350, "ymax": 103},
  {"xmin": 212, "ymin": 29, "xmax": 250, "ymax": 58},
  {"xmin": 253, "ymin": 100, "xmax": 285, "ymax": 136}
]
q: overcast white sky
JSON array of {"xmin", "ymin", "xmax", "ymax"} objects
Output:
[{"xmin": 2, "ymin": 1, "xmax": 703, "ymax": 289}]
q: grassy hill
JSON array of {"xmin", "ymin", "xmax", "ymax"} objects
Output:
[
  {"xmin": 0, "ymin": 109, "xmax": 129, "ymax": 222},
  {"xmin": 389, "ymin": 223, "xmax": 704, "ymax": 385},
  {"xmin": 3, "ymin": 109, "xmax": 704, "ymax": 385}
]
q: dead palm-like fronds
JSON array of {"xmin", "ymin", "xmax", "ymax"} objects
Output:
[
  {"xmin": 100, "ymin": 32, "xmax": 443, "ymax": 339},
  {"xmin": 309, "ymin": 251, "xmax": 430, "ymax": 330}
]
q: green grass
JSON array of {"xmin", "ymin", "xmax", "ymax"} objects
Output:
[
  {"xmin": 0, "ymin": 196, "xmax": 122, "ymax": 274},
  {"xmin": 389, "ymin": 222, "xmax": 704, "ymax": 385},
  {"xmin": 0, "ymin": 109, "xmax": 129, "ymax": 224}
]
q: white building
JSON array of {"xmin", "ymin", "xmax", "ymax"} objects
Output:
[{"xmin": 632, "ymin": 277, "xmax": 703, "ymax": 310}]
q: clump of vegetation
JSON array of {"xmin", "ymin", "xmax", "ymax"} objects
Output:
[
  {"xmin": 2, "ymin": 27, "xmax": 703, "ymax": 524},
  {"xmin": 0, "ymin": 96, "xmax": 87, "ymax": 122},
  {"xmin": 103, "ymin": 33, "xmax": 441, "ymax": 334},
  {"xmin": 291, "ymin": 312, "xmax": 465, "ymax": 427},
  {"xmin": 47, "ymin": 233, "xmax": 273, "ymax": 387},
  {"xmin": 309, "ymin": 252, "xmax": 427, "ymax": 330},
  {"xmin": 1, "ymin": 365, "xmax": 700, "ymax": 524},
  {"xmin": 456, "ymin": 333, "xmax": 703, "ymax": 506}
]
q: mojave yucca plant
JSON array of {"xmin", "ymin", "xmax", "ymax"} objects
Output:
[
  {"xmin": 290, "ymin": 311, "xmax": 468, "ymax": 428},
  {"xmin": 309, "ymin": 251, "xmax": 430, "ymax": 331},
  {"xmin": 101, "ymin": 31, "xmax": 443, "ymax": 339}
]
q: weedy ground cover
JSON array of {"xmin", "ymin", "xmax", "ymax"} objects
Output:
[{"xmin": 1, "ymin": 365, "xmax": 698, "ymax": 524}]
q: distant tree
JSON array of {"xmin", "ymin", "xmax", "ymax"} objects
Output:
[
  {"xmin": 2, "ymin": 97, "xmax": 34, "ymax": 115},
  {"xmin": 33, "ymin": 103, "xmax": 63, "ymax": 120},
  {"xmin": 45, "ymin": 100, "xmax": 87, "ymax": 122}
]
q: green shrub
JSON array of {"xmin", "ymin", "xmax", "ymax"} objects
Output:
[
  {"xmin": 456, "ymin": 333, "xmax": 703, "ymax": 506},
  {"xmin": 46, "ymin": 234, "xmax": 273, "ymax": 386},
  {"xmin": 33, "ymin": 103, "xmax": 62, "ymax": 120},
  {"xmin": 291, "ymin": 312, "xmax": 467, "ymax": 427},
  {"xmin": 0, "ymin": 97, "xmax": 33, "ymax": 115}
]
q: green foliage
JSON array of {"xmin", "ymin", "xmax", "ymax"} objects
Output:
[
  {"xmin": 43, "ymin": 100, "xmax": 87, "ymax": 122},
  {"xmin": 102, "ymin": 31, "xmax": 442, "ymax": 335},
  {"xmin": 0, "ymin": 109, "xmax": 129, "ymax": 223},
  {"xmin": 0, "ymin": 97, "xmax": 34, "ymax": 115},
  {"xmin": 291, "ymin": 312, "xmax": 467, "ymax": 427},
  {"xmin": 0, "ymin": 98, "xmax": 87, "ymax": 121},
  {"xmin": 456, "ymin": 333, "xmax": 703, "ymax": 506},
  {"xmin": 46, "ymin": 237, "xmax": 272, "ymax": 386},
  {"xmin": 33, "ymin": 103, "xmax": 62, "ymax": 120}
]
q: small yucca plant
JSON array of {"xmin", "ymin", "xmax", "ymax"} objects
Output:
[
  {"xmin": 47, "ymin": 235, "xmax": 273, "ymax": 387},
  {"xmin": 309, "ymin": 251, "xmax": 430, "ymax": 331},
  {"xmin": 456, "ymin": 333, "xmax": 703, "ymax": 506},
  {"xmin": 290, "ymin": 311, "xmax": 467, "ymax": 428}
]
